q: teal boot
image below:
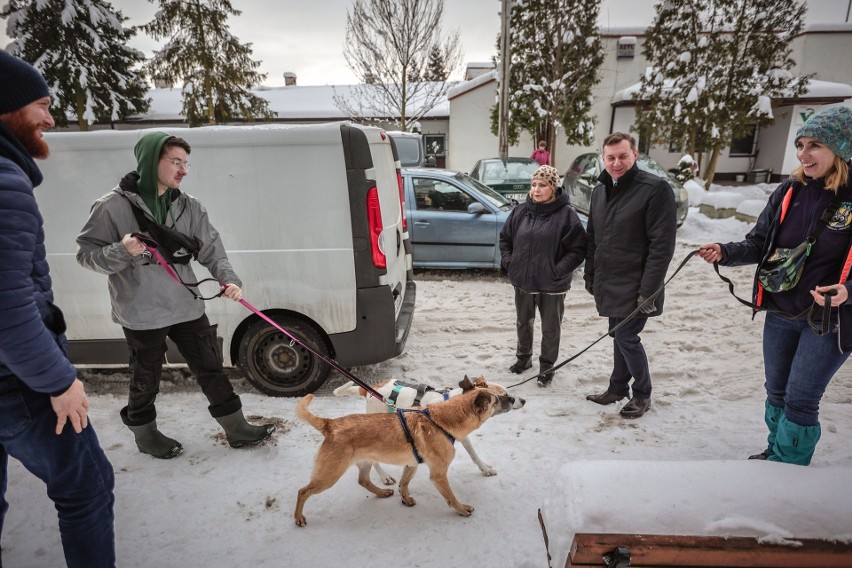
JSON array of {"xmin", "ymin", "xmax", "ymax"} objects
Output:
[
  {"xmin": 749, "ymin": 401, "xmax": 784, "ymax": 460},
  {"xmin": 215, "ymin": 409, "xmax": 276, "ymax": 448},
  {"xmin": 768, "ymin": 415, "xmax": 821, "ymax": 466}
]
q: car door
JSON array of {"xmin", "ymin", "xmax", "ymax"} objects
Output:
[{"xmin": 405, "ymin": 174, "xmax": 499, "ymax": 267}]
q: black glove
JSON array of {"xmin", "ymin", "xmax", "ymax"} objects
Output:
[
  {"xmin": 638, "ymin": 294, "xmax": 656, "ymax": 314},
  {"xmin": 584, "ymin": 278, "xmax": 594, "ymax": 296}
]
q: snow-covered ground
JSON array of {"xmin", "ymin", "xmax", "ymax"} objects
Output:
[{"xmin": 5, "ymin": 195, "xmax": 852, "ymax": 568}]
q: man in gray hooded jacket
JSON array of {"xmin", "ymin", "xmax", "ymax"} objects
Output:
[{"xmin": 77, "ymin": 131, "xmax": 274, "ymax": 459}]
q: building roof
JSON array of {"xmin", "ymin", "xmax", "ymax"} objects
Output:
[
  {"xmin": 129, "ymin": 83, "xmax": 451, "ymax": 123},
  {"xmin": 612, "ymin": 78, "xmax": 852, "ymax": 107}
]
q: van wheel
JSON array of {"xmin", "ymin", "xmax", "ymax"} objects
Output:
[{"xmin": 237, "ymin": 316, "xmax": 331, "ymax": 397}]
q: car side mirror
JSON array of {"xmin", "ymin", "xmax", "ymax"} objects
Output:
[{"xmin": 467, "ymin": 202, "xmax": 486, "ymax": 215}]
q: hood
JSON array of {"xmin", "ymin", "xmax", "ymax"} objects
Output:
[{"xmin": 134, "ymin": 131, "xmax": 173, "ymax": 223}]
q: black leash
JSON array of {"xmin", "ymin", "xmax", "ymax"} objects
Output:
[{"xmin": 506, "ymin": 249, "xmax": 700, "ymax": 389}]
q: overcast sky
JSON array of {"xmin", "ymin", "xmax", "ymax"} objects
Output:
[{"xmin": 2, "ymin": 0, "xmax": 850, "ymax": 86}]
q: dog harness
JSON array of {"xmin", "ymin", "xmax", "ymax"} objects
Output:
[
  {"xmin": 386, "ymin": 381, "xmax": 450, "ymax": 412},
  {"xmin": 395, "ymin": 408, "xmax": 456, "ymax": 464}
]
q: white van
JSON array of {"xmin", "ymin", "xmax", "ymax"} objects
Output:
[{"xmin": 38, "ymin": 122, "xmax": 415, "ymax": 396}]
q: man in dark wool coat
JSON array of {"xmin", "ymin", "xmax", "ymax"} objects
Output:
[{"xmin": 583, "ymin": 132, "xmax": 677, "ymax": 419}]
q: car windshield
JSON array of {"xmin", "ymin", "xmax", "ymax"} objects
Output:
[
  {"xmin": 455, "ymin": 173, "xmax": 513, "ymax": 208},
  {"xmin": 481, "ymin": 160, "xmax": 538, "ymax": 183}
]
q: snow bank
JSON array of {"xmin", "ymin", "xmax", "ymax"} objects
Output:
[{"xmin": 541, "ymin": 460, "xmax": 852, "ymax": 568}]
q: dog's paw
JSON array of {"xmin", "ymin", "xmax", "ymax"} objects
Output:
[
  {"xmin": 378, "ymin": 488, "xmax": 394, "ymax": 498},
  {"xmin": 457, "ymin": 504, "xmax": 474, "ymax": 517},
  {"xmin": 381, "ymin": 475, "xmax": 396, "ymax": 485},
  {"xmin": 295, "ymin": 514, "xmax": 307, "ymax": 527},
  {"xmin": 480, "ymin": 465, "xmax": 497, "ymax": 476},
  {"xmin": 401, "ymin": 495, "xmax": 416, "ymax": 507}
]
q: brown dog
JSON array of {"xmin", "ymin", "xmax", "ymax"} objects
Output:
[
  {"xmin": 333, "ymin": 375, "xmax": 525, "ymax": 481},
  {"xmin": 294, "ymin": 386, "xmax": 518, "ymax": 526}
]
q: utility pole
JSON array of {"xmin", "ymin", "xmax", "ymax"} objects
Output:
[{"xmin": 497, "ymin": 0, "xmax": 511, "ymax": 158}]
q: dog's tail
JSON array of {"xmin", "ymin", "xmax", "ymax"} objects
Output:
[
  {"xmin": 296, "ymin": 394, "xmax": 331, "ymax": 435},
  {"xmin": 332, "ymin": 381, "xmax": 364, "ymax": 398}
]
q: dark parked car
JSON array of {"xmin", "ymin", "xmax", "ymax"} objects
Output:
[
  {"xmin": 401, "ymin": 168, "xmax": 513, "ymax": 269},
  {"xmin": 468, "ymin": 157, "xmax": 541, "ymax": 201},
  {"xmin": 387, "ymin": 131, "xmax": 435, "ymax": 167},
  {"xmin": 562, "ymin": 153, "xmax": 690, "ymax": 226}
]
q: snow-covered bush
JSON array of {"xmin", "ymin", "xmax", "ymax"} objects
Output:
[{"xmin": 675, "ymin": 154, "xmax": 698, "ymax": 183}]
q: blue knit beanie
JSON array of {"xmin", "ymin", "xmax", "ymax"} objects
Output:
[
  {"xmin": 0, "ymin": 50, "xmax": 50, "ymax": 115},
  {"xmin": 795, "ymin": 106, "xmax": 852, "ymax": 161}
]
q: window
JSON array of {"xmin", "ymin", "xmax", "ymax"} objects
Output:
[
  {"xmin": 412, "ymin": 178, "xmax": 473, "ymax": 212},
  {"xmin": 729, "ymin": 125, "xmax": 758, "ymax": 157},
  {"xmin": 423, "ymin": 134, "xmax": 446, "ymax": 157}
]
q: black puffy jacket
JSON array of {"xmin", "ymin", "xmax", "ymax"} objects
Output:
[
  {"xmin": 499, "ymin": 189, "xmax": 587, "ymax": 293},
  {"xmin": 584, "ymin": 164, "xmax": 677, "ymax": 318}
]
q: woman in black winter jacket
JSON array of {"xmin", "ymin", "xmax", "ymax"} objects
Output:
[
  {"xmin": 499, "ymin": 165, "xmax": 587, "ymax": 386},
  {"xmin": 699, "ymin": 105, "xmax": 852, "ymax": 466}
]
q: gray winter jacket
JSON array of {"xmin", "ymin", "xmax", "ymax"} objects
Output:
[{"xmin": 76, "ymin": 173, "xmax": 241, "ymax": 330}]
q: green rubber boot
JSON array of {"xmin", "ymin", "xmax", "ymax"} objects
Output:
[
  {"xmin": 128, "ymin": 420, "xmax": 183, "ymax": 459},
  {"xmin": 215, "ymin": 409, "xmax": 276, "ymax": 448},
  {"xmin": 768, "ymin": 415, "xmax": 821, "ymax": 466}
]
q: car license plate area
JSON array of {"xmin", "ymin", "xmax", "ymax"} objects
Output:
[{"xmin": 504, "ymin": 193, "xmax": 526, "ymax": 201}]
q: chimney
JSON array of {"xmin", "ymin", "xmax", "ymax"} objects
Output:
[{"xmin": 283, "ymin": 71, "xmax": 297, "ymax": 86}]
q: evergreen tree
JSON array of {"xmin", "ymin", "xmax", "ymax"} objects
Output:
[
  {"xmin": 335, "ymin": 0, "xmax": 462, "ymax": 132},
  {"xmin": 424, "ymin": 45, "xmax": 448, "ymax": 82},
  {"xmin": 636, "ymin": 0, "xmax": 808, "ymax": 187},
  {"xmin": 1, "ymin": 0, "xmax": 149, "ymax": 131},
  {"xmin": 141, "ymin": 0, "xmax": 274, "ymax": 127},
  {"xmin": 634, "ymin": 0, "xmax": 716, "ymax": 162},
  {"xmin": 491, "ymin": 0, "xmax": 604, "ymax": 162}
]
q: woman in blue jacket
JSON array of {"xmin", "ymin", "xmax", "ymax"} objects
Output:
[
  {"xmin": 499, "ymin": 165, "xmax": 587, "ymax": 386},
  {"xmin": 699, "ymin": 106, "xmax": 852, "ymax": 465}
]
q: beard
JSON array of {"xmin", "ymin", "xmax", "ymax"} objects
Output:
[{"xmin": 1, "ymin": 109, "xmax": 50, "ymax": 159}]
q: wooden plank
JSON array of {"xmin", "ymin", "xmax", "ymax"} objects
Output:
[{"xmin": 567, "ymin": 533, "xmax": 852, "ymax": 567}]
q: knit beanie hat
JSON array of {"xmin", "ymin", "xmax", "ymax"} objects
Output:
[
  {"xmin": 531, "ymin": 164, "xmax": 560, "ymax": 190},
  {"xmin": 795, "ymin": 106, "xmax": 852, "ymax": 161},
  {"xmin": 0, "ymin": 51, "xmax": 50, "ymax": 115}
]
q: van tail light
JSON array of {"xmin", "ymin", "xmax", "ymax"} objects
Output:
[
  {"xmin": 397, "ymin": 170, "xmax": 407, "ymax": 231},
  {"xmin": 366, "ymin": 186, "xmax": 387, "ymax": 269}
]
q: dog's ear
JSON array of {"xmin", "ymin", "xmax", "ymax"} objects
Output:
[
  {"xmin": 459, "ymin": 375, "xmax": 475, "ymax": 391},
  {"xmin": 473, "ymin": 391, "xmax": 495, "ymax": 415}
]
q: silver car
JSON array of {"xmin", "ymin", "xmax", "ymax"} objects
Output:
[
  {"xmin": 402, "ymin": 168, "xmax": 514, "ymax": 269},
  {"xmin": 562, "ymin": 153, "xmax": 689, "ymax": 226}
]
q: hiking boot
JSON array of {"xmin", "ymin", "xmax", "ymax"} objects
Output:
[
  {"xmin": 619, "ymin": 397, "xmax": 651, "ymax": 419},
  {"xmin": 216, "ymin": 409, "xmax": 276, "ymax": 448},
  {"xmin": 509, "ymin": 359, "xmax": 533, "ymax": 374},
  {"xmin": 748, "ymin": 450, "xmax": 773, "ymax": 460},
  {"xmin": 127, "ymin": 420, "xmax": 183, "ymax": 459},
  {"xmin": 586, "ymin": 391, "xmax": 625, "ymax": 405}
]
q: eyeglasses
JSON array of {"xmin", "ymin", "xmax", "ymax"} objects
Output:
[{"xmin": 164, "ymin": 158, "xmax": 191, "ymax": 171}]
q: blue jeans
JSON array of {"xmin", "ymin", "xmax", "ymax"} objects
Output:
[
  {"xmin": 607, "ymin": 316, "xmax": 651, "ymax": 399},
  {"xmin": 0, "ymin": 376, "xmax": 115, "ymax": 568},
  {"xmin": 763, "ymin": 312, "xmax": 850, "ymax": 426}
]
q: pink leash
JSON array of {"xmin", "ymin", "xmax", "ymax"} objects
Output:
[{"xmin": 137, "ymin": 236, "xmax": 390, "ymax": 404}]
